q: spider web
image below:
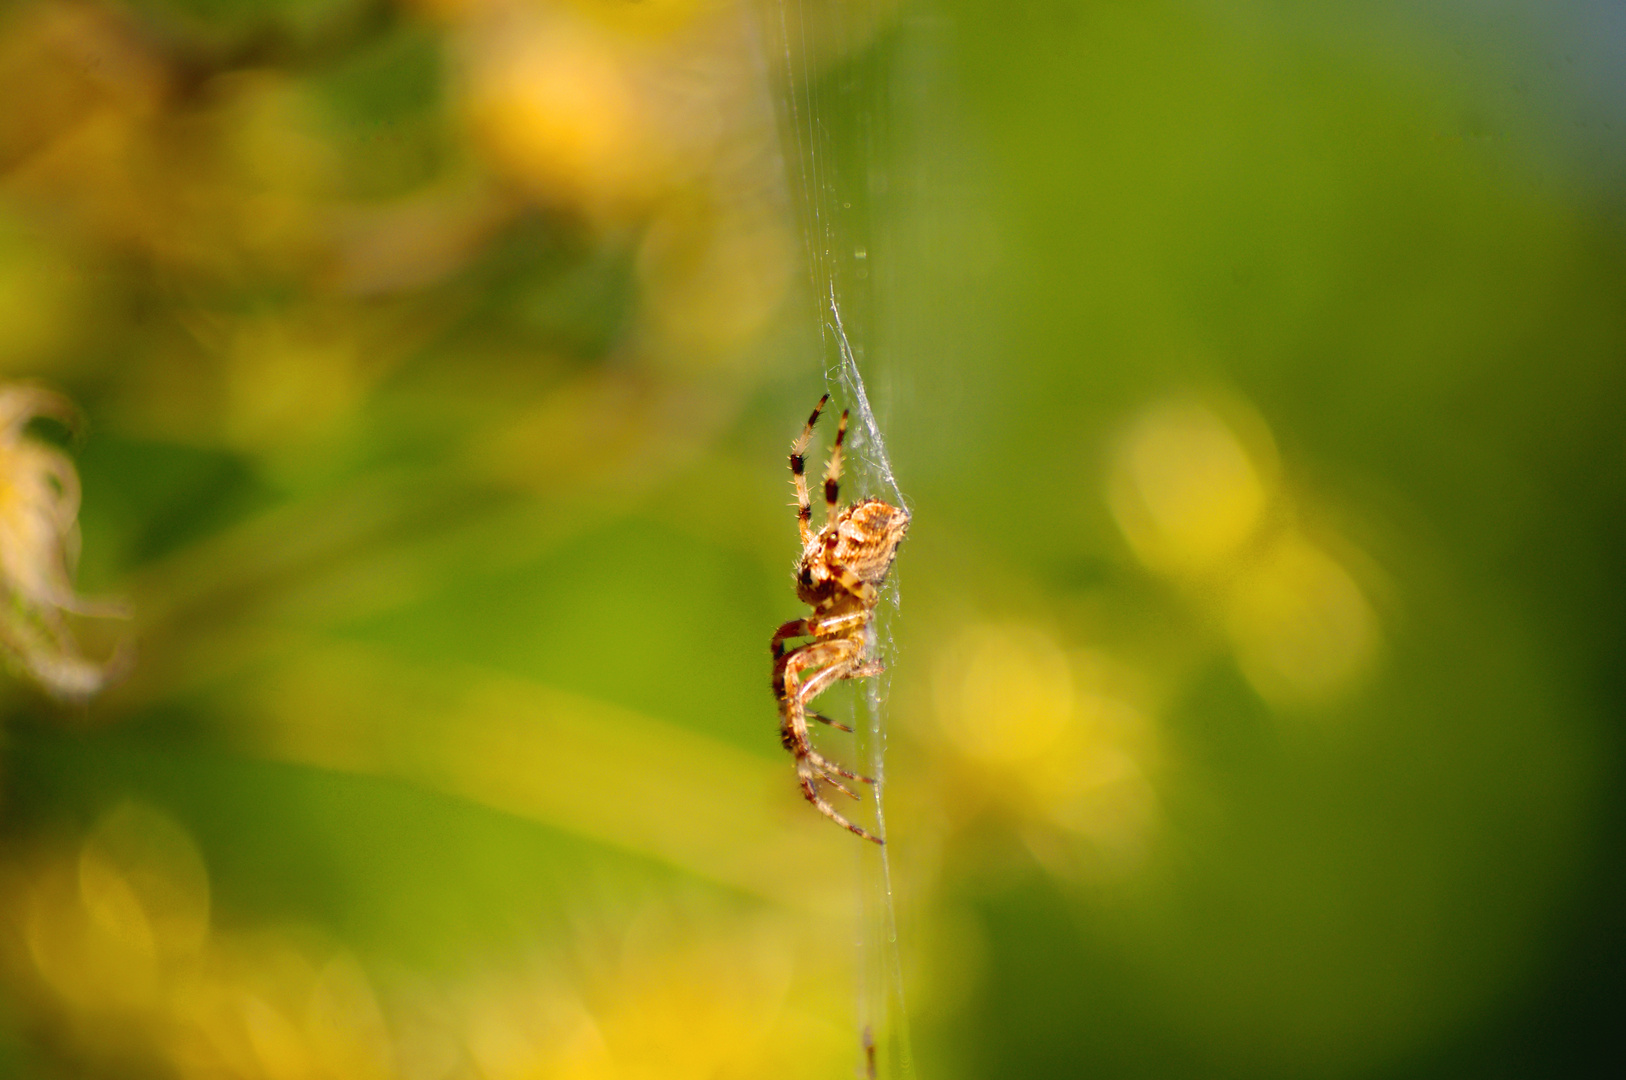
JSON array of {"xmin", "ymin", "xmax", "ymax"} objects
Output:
[{"xmin": 753, "ymin": 1, "xmax": 915, "ymax": 1077}]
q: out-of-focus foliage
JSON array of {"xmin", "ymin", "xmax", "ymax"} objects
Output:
[{"xmin": 0, "ymin": 0, "xmax": 1623, "ymax": 1077}]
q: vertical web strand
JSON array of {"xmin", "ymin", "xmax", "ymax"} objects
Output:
[{"xmin": 755, "ymin": 1, "xmax": 916, "ymax": 1077}]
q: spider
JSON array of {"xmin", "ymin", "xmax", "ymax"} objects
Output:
[{"xmin": 771, "ymin": 394, "xmax": 909, "ymax": 843}]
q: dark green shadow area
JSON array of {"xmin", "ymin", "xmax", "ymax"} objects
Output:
[{"xmin": 336, "ymin": 517, "xmax": 788, "ymax": 755}]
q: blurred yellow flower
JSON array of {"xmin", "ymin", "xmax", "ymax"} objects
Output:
[
  {"xmin": 1108, "ymin": 392, "xmax": 1383, "ymax": 711},
  {"xmin": 934, "ymin": 622, "xmax": 1075, "ymax": 768},
  {"xmin": 461, "ymin": 9, "xmax": 657, "ymax": 217},
  {"xmin": 1226, "ymin": 532, "xmax": 1381, "ymax": 707},
  {"xmin": 1108, "ymin": 397, "xmax": 1278, "ymax": 576},
  {"xmin": 0, "ymin": 383, "xmax": 123, "ymax": 699},
  {"xmin": 3, "ymin": 809, "xmax": 846, "ymax": 1080},
  {"xmin": 930, "ymin": 623, "xmax": 1159, "ymax": 873},
  {"xmin": 450, "ymin": 916, "xmax": 836, "ymax": 1080}
]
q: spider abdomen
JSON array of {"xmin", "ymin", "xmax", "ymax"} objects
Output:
[{"xmin": 830, "ymin": 498, "xmax": 910, "ymax": 585}]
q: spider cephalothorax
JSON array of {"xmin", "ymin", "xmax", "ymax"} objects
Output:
[{"xmin": 771, "ymin": 395, "xmax": 908, "ymax": 843}]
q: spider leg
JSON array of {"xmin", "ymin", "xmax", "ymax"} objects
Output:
[
  {"xmin": 809, "ymin": 710, "xmax": 852, "ymax": 733},
  {"xmin": 791, "ymin": 639, "xmax": 875, "ymax": 704},
  {"xmin": 779, "ymin": 637, "xmax": 883, "ymax": 843},
  {"xmin": 798, "ymin": 759, "xmax": 883, "ymax": 843},
  {"xmin": 772, "ymin": 629, "xmax": 837, "ymax": 704},
  {"xmin": 811, "ymin": 608, "xmax": 869, "ymax": 636},
  {"xmin": 790, "ymin": 394, "xmax": 828, "ymax": 547},
  {"xmin": 822, "ymin": 409, "xmax": 848, "ymax": 522},
  {"xmin": 793, "ymin": 656, "xmax": 879, "ymax": 786},
  {"xmin": 808, "ymin": 749, "xmax": 874, "ymax": 786},
  {"xmin": 817, "ymin": 771, "xmax": 862, "ymax": 800},
  {"xmin": 823, "ymin": 561, "xmax": 878, "ymax": 606},
  {"xmin": 777, "ymin": 638, "xmax": 857, "ymax": 750},
  {"xmin": 770, "ymin": 618, "xmax": 810, "ymax": 661},
  {"xmin": 790, "ymin": 653, "xmax": 884, "ymax": 781},
  {"xmin": 771, "ymin": 610, "xmax": 866, "ymax": 663}
]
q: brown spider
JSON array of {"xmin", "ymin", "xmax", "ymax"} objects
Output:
[{"xmin": 771, "ymin": 394, "xmax": 909, "ymax": 843}]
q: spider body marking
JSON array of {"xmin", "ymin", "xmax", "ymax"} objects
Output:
[{"xmin": 771, "ymin": 395, "xmax": 908, "ymax": 843}]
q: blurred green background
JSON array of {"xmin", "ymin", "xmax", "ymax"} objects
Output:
[{"xmin": 0, "ymin": 0, "xmax": 1623, "ymax": 1076}]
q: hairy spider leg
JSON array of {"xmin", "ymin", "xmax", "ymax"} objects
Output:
[
  {"xmin": 791, "ymin": 640, "xmax": 874, "ymax": 707},
  {"xmin": 776, "ymin": 638, "xmax": 859, "ymax": 744},
  {"xmin": 786, "ymin": 643, "xmax": 880, "ymax": 786},
  {"xmin": 819, "ymin": 772, "xmax": 863, "ymax": 800},
  {"xmin": 771, "ymin": 609, "xmax": 882, "ymax": 761},
  {"xmin": 809, "ymin": 607, "xmax": 870, "ymax": 637},
  {"xmin": 807, "ymin": 746, "xmax": 873, "ymax": 786},
  {"xmin": 776, "ymin": 638, "xmax": 863, "ymax": 737},
  {"xmin": 798, "ymin": 757, "xmax": 879, "ymax": 841},
  {"xmin": 771, "ymin": 608, "xmax": 871, "ymax": 662},
  {"xmin": 818, "ymin": 552, "xmax": 878, "ymax": 605},
  {"xmin": 789, "ymin": 394, "xmax": 829, "ymax": 547},
  {"xmin": 770, "ymin": 618, "xmax": 809, "ymax": 661},
  {"xmin": 778, "ymin": 637, "xmax": 882, "ymax": 843},
  {"xmin": 808, "ymin": 710, "xmax": 852, "ymax": 733},
  {"xmin": 791, "ymin": 651, "xmax": 885, "ymax": 788},
  {"xmin": 823, "ymin": 409, "xmax": 849, "ymax": 521}
]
